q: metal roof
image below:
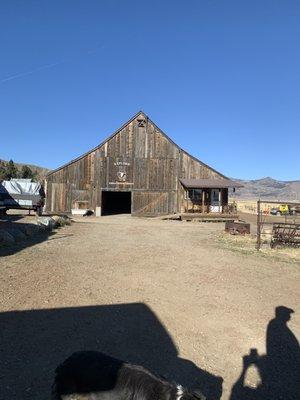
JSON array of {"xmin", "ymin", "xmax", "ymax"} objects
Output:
[{"xmin": 179, "ymin": 178, "xmax": 243, "ymax": 189}]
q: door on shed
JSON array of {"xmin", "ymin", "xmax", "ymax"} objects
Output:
[
  {"xmin": 210, "ymin": 189, "xmax": 222, "ymax": 213},
  {"xmin": 101, "ymin": 191, "xmax": 132, "ymax": 215}
]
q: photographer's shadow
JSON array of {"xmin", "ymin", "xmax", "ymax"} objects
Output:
[{"xmin": 230, "ymin": 306, "xmax": 300, "ymax": 400}]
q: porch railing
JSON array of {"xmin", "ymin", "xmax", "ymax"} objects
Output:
[{"xmin": 184, "ymin": 202, "xmax": 237, "ymax": 214}]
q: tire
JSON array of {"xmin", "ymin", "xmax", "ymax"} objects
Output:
[{"xmin": 35, "ymin": 206, "xmax": 43, "ymax": 216}]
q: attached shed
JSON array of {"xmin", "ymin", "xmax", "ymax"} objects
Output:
[{"xmin": 45, "ymin": 111, "xmax": 242, "ymax": 216}]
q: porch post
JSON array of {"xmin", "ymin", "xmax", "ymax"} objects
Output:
[
  {"xmin": 186, "ymin": 190, "xmax": 188, "ymax": 213},
  {"xmin": 218, "ymin": 189, "xmax": 221, "ymax": 212},
  {"xmin": 202, "ymin": 190, "xmax": 205, "ymax": 213}
]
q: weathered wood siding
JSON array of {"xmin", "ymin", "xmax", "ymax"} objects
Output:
[{"xmin": 46, "ymin": 112, "xmax": 225, "ymax": 215}]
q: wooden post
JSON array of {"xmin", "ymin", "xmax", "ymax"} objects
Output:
[
  {"xmin": 218, "ymin": 189, "xmax": 221, "ymax": 213},
  {"xmin": 44, "ymin": 179, "xmax": 48, "ymax": 212},
  {"xmin": 192, "ymin": 190, "xmax": 195, "ymax": 213},
  {"xmin": 186, "ymin": 190, "xmax": 188, "ymax": 213},
  {"xmin": 256, "ymin": 200, "xmax": 261, "ymax": 250},
  {"xmin": 202, "ymin": 190, "xmax": 205, "ymax": 213}
]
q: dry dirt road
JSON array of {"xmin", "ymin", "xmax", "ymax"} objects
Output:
[{"xmin": 0, "ymin": 215, "xmax": 299, "ymax": 400}]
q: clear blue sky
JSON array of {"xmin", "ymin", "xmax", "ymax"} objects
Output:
[{"xmin": 0, "ymin": 1, "xmax": 299, "ymax": 180}]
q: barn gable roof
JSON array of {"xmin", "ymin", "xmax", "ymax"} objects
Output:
[{"xmin": 46, "ymin": 111, "xmax": 227, "ymax": 179}]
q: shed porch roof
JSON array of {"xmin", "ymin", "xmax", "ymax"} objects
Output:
[{"xmin": 180, "ymin": 178, "xmax": 243, "ymax": 189}]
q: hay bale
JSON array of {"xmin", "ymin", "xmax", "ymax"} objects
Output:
[
  {"xmin": 51, "ymin": 215, "xmax": 71, "ymax": 227},
  {"xmin": 36, "ymin": 216, "xmax": 56, "ymax": 230}
]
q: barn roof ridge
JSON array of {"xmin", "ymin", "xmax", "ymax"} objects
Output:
[{"xmin": 46, "ymin": 111, "xmax": 227, "ymax": 179}]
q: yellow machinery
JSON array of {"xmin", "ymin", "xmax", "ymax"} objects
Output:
[{"xmin": 279, "ymin": 204, "xmax": 289, "ymax": 214}]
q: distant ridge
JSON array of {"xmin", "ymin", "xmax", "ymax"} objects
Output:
[{"xmin": 232, "ymin": 177, "xmax": 300, "ymax": 201}]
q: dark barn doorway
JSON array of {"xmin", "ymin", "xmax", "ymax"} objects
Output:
[{"xmin": 101, "ymin": 191, "xmax": 131, "ymax": 215}]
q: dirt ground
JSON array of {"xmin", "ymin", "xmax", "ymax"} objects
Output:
[{"xmin": 0, "ymin": 214, "xmax": 299, "ymax": 400}]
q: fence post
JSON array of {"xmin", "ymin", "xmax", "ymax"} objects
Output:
[{"xmin": 256, "ymin": 200, "xmax": 261, "ymax": 250}]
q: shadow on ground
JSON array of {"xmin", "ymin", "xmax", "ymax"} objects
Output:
[
  {"xmin": 230, "ymin": 306, "xmax": 300, "ymax": 400},
  {"xmin": 0, "ymin": 221, "xmax": 55, "ymax": 257},
  {"xmin": 0, "ymin": 303, "xmax": 223, "ymax": 400}
]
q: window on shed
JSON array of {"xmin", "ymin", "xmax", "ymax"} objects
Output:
[{"xmin": 186, "ymin": 189, "xmax": 202, "ymax": 200}]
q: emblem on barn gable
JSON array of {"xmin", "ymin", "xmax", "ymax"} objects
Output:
[
  {"xmin": 117, "ymin": 170, "xmax": 126, "ymax": 182},
  {"xmin": 114, "ymin": 161, "xmax": 130, "ymax": 183}
]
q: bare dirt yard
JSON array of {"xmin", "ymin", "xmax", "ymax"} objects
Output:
[{"xmin": 0, "ymin": 214, "xmax": 299, "ymax": 400}]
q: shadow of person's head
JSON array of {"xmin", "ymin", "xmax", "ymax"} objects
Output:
[{"xmin": 275, "ymin": 306, "xmax": 294, "ymax": 323}]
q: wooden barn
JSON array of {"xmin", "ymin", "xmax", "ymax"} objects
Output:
[{"xmin": 45, "ymin": 111, "xmax": 242, "ymax": 217}]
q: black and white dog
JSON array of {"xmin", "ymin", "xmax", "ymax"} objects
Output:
[{"xmin": 52, "ymin": 351, "xmax": 205, "ymax": 400}]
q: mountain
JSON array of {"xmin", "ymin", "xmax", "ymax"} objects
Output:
[
  {"xmin": 232, "ymin": 177, "xmax": 300, "ymax": 201},
  {"xmin": 0, "ymin": 159, "xmax": 50, "ymax": 181}
]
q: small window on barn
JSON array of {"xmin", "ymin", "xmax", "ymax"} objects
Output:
[{"xmin": 137, "ymin": 118, "xmax": 146, "ymax": 127}]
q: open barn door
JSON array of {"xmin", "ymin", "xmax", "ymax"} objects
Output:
[{"xmin": 101, "ymin": 191, "xmax": 131, "ymax": 215}]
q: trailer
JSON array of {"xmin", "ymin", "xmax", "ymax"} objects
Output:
[{"xmin": 0, "ymin": 179, "xmax": 45, "ymax": 216}]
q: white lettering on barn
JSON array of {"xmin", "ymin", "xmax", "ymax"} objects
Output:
[{"xmin": 114, "ymin": 161, "xmax": 130, "ymax": 166}]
